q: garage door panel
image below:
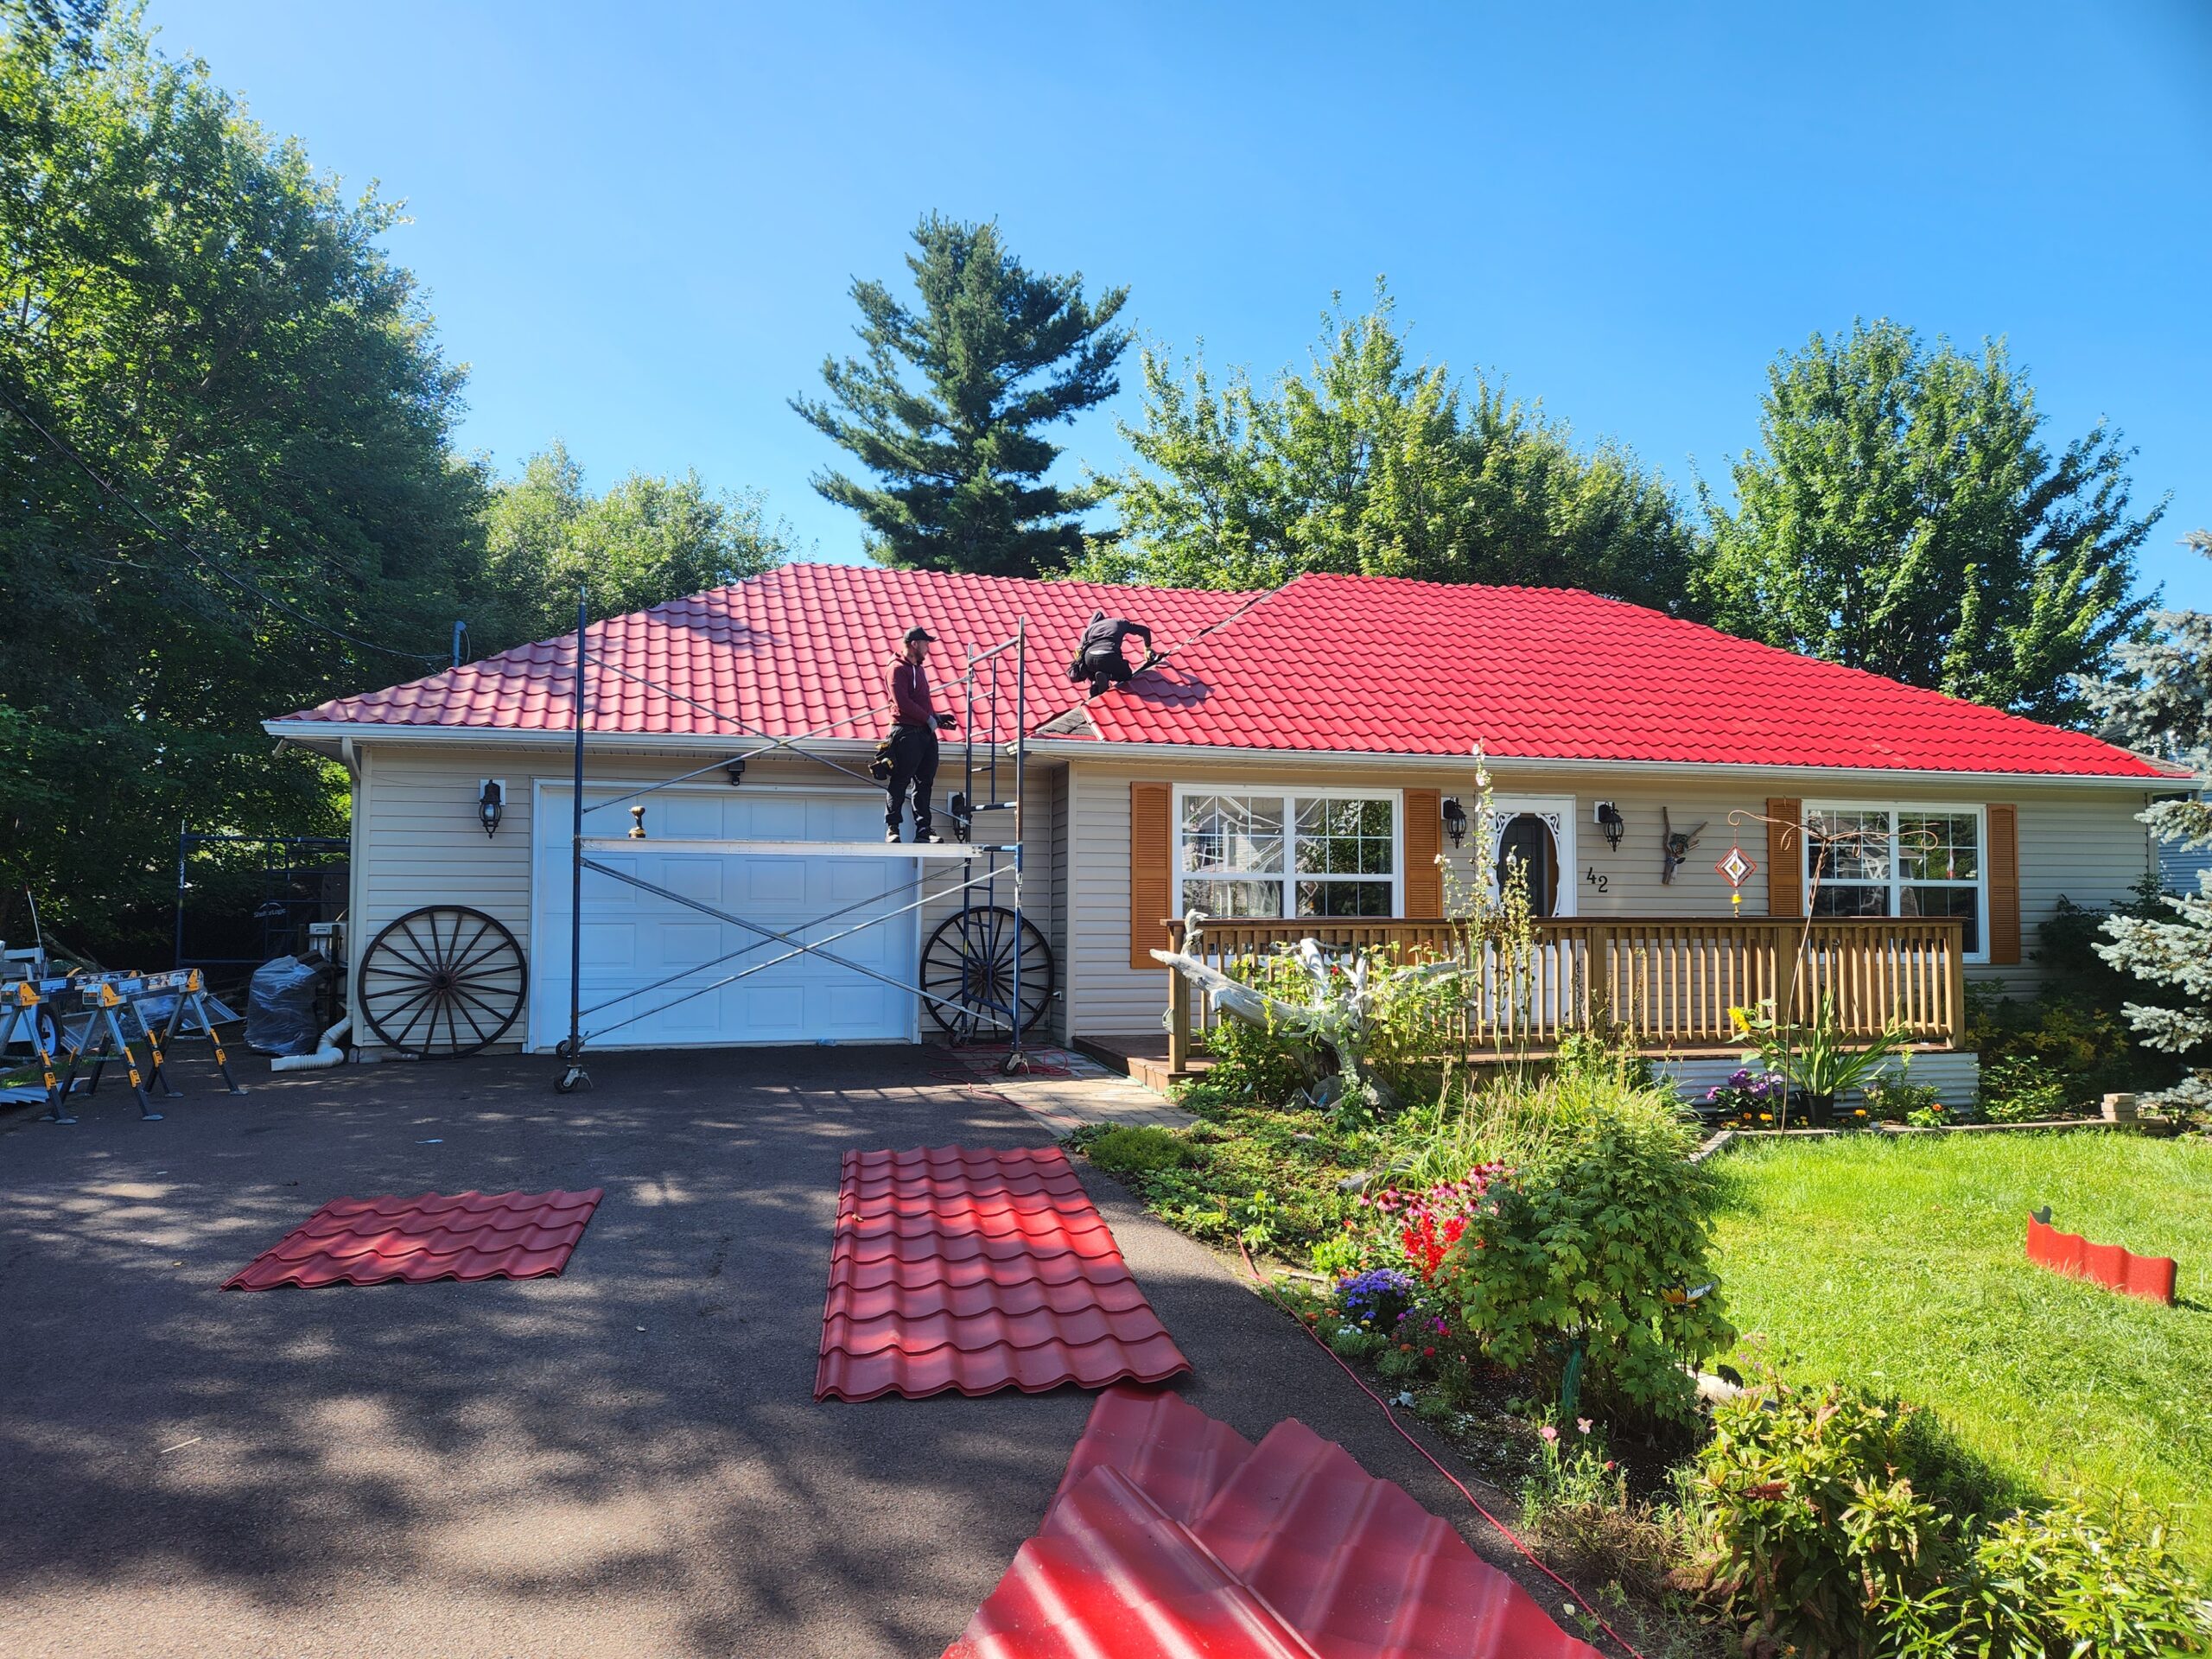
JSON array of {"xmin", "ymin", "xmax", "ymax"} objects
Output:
[{"xmin": 531, "ymin": 785, "xmax": 918, "ymax": 1052}]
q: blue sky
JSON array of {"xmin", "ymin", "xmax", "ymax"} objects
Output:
[{"xmin": 150, "ymin": 1, "xmax": 2212, "ymax": 606}]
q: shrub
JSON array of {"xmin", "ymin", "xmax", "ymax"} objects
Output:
[
  {"xmin": 1437, "ymin": 1074, "xmax": 1734, "ymax": 1423},
  {"xmin": 1084, "ymin": 1124, "xmax": 1197, "ymax": 1178},
  {"xmin": 1685, "ymin": 1376, "xmax": 1957, "ymax": 1655},
  {"xmin": 1980, "ymin": 1055, "xmax": 2075, "ymax": 1123},
  {"xmin": 1949, "ymin": 1493, "xmax": 2211, "ymax": 1656},
  {"xmin": 1554, "ymin": 1024, "xmax": 1657, "ymax": 1090},
  {"xmin": 1685, "ymin": 1373, "xmax": 2212, "ymax": 1658},
  {"xmin": 1860, "ymin": 1071, "xmax": 1941, "ymax": 1123}
]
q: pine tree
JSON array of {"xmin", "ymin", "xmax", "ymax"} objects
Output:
[
  {"xmin": 792, "ymin": 214, "xmax": 1128, "ymax": 576},
  {"xmin": 2085, "ymin": 530, "xmax": 2212, "ymax": 1113}
]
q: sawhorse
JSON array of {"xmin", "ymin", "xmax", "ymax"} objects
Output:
[
  {"xmin": 135, "ymin": 969, "xmax": 245, "ymax": 1097},
  {"xmin": 2, "ymin": 980, "xmax": 73, "ymax": 1123},
  {"xmin": 56, "ymin": 980, "xmax": 163, "ymax": 1121}
]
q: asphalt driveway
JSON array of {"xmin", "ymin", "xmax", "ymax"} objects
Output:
[{"xmin": 1, "ymin": 1046, "xmax": 1557, "ymax": 1657}]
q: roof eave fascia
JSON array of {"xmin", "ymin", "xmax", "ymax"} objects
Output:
[
  {"xmin": 262, "ymin": 720, "xmax": 877, "ymax": 756},
  {"xmin": 1026, "ymin": 735, "xmax": 2190, "ymax": 790}
]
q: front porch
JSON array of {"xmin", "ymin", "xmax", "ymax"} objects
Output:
[{"xmin": 1092, "ymin": 913, "xmax": 1971, "ymax": 1092}]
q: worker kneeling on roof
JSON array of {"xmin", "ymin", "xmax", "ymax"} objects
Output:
[
  {"xmin": 885, "ymin": 626, "xmax": 957, "ymax": 842},
  {"xmin": 1069, "ymin": 611, "xmax": 1159, "ymax": 696}
]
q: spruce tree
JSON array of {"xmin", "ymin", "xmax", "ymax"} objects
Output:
[
  {"xmin": 792, "ymin": 214, "xmax": 1128, "ymax": 576},
  {"xmin": 2085, "ymin": 530, "xmax": 2212, "ymax": 1113}
]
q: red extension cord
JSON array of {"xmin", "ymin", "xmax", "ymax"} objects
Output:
[{"xmin": 1236, "ymin": 1236, "xmax": 1651, "ymax": 1659}]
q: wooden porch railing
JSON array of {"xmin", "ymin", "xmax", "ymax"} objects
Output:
[{"xmin": 1160, "ymin": 915, "xmax": 1967, "ymax": 1074}]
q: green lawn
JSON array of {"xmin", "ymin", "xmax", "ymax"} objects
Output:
[{"xmin": 1709, "ymin": 1131, "xmax": 2212, "ymax": 1572}]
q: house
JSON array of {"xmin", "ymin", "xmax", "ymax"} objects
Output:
[{"xmin": 264, "ymin": 564, "xmax": 2188, "ymax": 1100}]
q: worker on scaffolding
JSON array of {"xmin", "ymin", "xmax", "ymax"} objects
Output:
[
  {"xmin": 1068, "ymin": 611, "xmax": 1160, "ymax": 696},
  {"xmin": 886, "ymin": 626, "xmax": 957, "ymax": 842}
]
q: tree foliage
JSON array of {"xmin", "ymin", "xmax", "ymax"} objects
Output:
[
  {"xmin": 478, "ymin": 441, "xmax": 787, "ymax": 644},
  {"xmin": 1698, "ymin": 319, "xmax": 2159, "ymax": 724},
  {"xmin": 2086, "ymin": 529, "xmax": 2212, "ymax": 1113},
  {"xmin": 1071, "ymin": 286, "xmax": 1700, "ymax": 613},
  {"xmin": 792, "ymin": 213, "xmax": 1128, "ymax": 577},
  {"xmin": 0, "ymin": 8, "xmax": 489, "ymax": 955}
]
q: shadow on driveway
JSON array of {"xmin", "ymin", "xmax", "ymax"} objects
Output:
[{"xmin": 0, "ymin": 1046, "xmax": 1554, "ymax": 1657}]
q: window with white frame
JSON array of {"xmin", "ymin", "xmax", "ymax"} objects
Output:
[
  {"xmin": 1177, "ymin": 791, "xmax": 1398, "ymax": 919},
  {"xmin": 1804, "ymin": 804, "xmax": 1985, "ymax": 957}
]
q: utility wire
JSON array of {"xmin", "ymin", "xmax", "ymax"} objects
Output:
[{"xmin": 0, "ymin": 378, "xmax": 448, "ymax": 665}]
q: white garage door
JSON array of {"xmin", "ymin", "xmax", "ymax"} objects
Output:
[{"xmin": 530, "ymin": 784, "xmax": 918, "ymax": 1052}]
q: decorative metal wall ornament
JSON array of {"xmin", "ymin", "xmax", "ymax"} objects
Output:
[
  {"xmin": 1661, "ymin": 807, "xmax": 1707, "ymax": 884},
  {"xmin": 1715, "ymin": 843, "xmax": 1757, "ymax": 909},
  {"xmin": 1593, "ymin": 800, "xmax": 1625, "ymax": 851}
]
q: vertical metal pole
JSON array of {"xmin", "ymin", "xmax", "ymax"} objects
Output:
[
  {"xmin": 1008, "ymin": 620, "xmax": 1027, "ymax": 1067},
  {"xmin": 567, "ymin": 591, "xmax": 587, "ymax": 1065}
]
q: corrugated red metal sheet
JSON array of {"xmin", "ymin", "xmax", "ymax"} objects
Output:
[
  {"xmin": 2026, "ymin": 1212, "xmax": 2177, "ymax": 1304},
  {"xmin": 276, "ymin": 563, "xmax": 2180, "ymax": 779},
  {"xmin": 948, "ymin": 1387, "xmax": 1605, "ymax": 1659},
  {"xmin": 814, "ymin": 1147, "xmax": 1190, "ymax": 1402},
  {"xmin": 221, "ymin": 1188, "xmax": 603, "ymax": 1290},
  {"xmin": 945, "ymin": 1466, "xmax": 1320, "ymax": 1659}
]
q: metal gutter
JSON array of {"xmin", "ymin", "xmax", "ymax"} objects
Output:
[{"xmin": 263, "ymin": 719, "xmax": 2190, "ymax": 790}]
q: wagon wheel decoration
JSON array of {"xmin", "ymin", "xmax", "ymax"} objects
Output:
[
  {"xmin": 922, "ymin": 906, "xmax": 1054, "ymax": 1042},
  {"xmin": 357, "ymin": 906, "xmax": 527, "ymax": 1058}
]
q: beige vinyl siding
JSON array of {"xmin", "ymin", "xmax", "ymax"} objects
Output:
[
  {"xmin": 349, "ymin": 740, "xmax": 1063, "ymax": 1052},
  {"xmin": 1061, "ymin": 753, "xmax": 2159, "ymax": 1038}
]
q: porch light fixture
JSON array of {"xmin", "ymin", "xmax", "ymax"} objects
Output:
[
  {"xmin": 725, "ymin": 757, "xmax": 746, "ymax": 786},
  {"xmin": 1594, "ymin": 800, "xmax": 1625, "ymax": 851},
  {"xmin": 1440, "ymin": 797, "xmax": 1468, "ymax": 848},
  {"xmin": 477, "ymin": 778, "xmax": 504, "ymax": 837}
]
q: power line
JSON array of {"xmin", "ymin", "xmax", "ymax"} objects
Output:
[{"xmin": 0, "ymin": 378, "xmax": 448, "ymax": 665}]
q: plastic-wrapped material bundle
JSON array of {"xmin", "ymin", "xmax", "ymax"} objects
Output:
[{"xmin": 245, "ymin": 956, "xmax": 324, "ymax": 1055}]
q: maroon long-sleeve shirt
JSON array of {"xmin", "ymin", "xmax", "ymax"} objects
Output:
[{"xmin": 891, "ymin": 658, "xmax": 936, "ymax": 728}]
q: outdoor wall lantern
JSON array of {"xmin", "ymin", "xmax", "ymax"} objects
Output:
[
  {"xmin": 1594, "ymin": 800, "xmax": 1626, "ymax": 851},
  {"xmin": 477, "ymin": 778, "xmax": 505, "ymax": 837},
  {"xmin": 1441, "ymin": 797, "xmax": 1468, "ymax": 848},
  {"xmin": 725, "ymin": 757, "xmax": 747, "ymax": 786}
]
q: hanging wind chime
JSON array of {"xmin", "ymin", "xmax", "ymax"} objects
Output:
[{"xmin": 1715, "ymin": 836, "xmax": 1757, "ymax": 910}]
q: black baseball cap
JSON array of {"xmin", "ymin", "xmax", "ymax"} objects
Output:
[{"xmin": 904, "ymin": 626, "xmax": 936, "ymax": 643}]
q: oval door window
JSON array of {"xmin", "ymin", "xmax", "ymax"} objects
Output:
[{"xmin": 1497, "ymin": 813, "xmax": 1560, "ymax": 918}]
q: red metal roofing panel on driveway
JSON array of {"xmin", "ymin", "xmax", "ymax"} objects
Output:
[
  {"xmin": 221, "ymin": 1188, "xmax": 603, "ymax": 1290},
  {"xmin": 814, "ymin": 1147, "xmax": 1191, "ymax": 1402},
  {"xmin": 952, "ymin": 1387, "xmax": 1603, "ymax": 1659}
]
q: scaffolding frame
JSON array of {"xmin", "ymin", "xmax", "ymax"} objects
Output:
[{"xmin": 552, "ymin": 594, "xmax": 1034, "ymax": 1092}]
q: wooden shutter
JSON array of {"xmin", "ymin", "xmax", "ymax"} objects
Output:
[
  {"xmin": 1402, "ymin": 789, "xmax": 1442, "ymax": 918},
  {"xmin": 1987, "ymin": 803, "xmax": 2020, "ymax": 964},
  {"xmin": 1766, "ymin": 798, "xmax": 1803, "ymax": 917},
  {"xmin": 1130, "ymin": 781, "xmax": 1173, "ymax": 969}
]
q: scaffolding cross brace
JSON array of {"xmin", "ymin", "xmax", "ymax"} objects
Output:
[{"xmin": 552, "ymin": 594, "xmax": 1034, "ymax": 1093}]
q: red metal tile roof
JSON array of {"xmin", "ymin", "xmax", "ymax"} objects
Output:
[
  {"xmin": 1084, "ymin": 573, "xmax": 2177, "ymax": 777},
  {"xmin": 220, "ymin": 1188, "xmax": 603, "ymax": 1290},
  {"xmin": 950, "ymin": 1387, "xmax": 1604, "ymax": 1659},
  {"xmin": 274, "ymin": 563, "xmax": 2176, "ymax": 778},
  {"xmin": 813, "ymin": 1147, "xmax": 1191, "ymax": 1402},
  {"xmin": 279, "ymin": 563, "xmax": 1248, "ymax": 743}
]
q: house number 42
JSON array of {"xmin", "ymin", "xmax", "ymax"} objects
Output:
[{"xmin": 1585, "ymin": 866, "xmax": 1608, "ymax": 893}]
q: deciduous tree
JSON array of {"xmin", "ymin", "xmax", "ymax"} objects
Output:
[
  {"xmin": 1073, "ymin": 286, "xmax": 1700, "ymax": 613},
  {"xmin": 478, "ymin": 441, "xmax": 787, "ymax": 644},
  {"xmin": 1698, "ymin": 320, "xmax": 2158, "ymax": 723},
  {"xmin": 793, "ymin": 213, "xmax": 1128, "ymax": 577},
  {"xmin": 0, "ymin": 9, "xmax": 486, "ymax": 955}
]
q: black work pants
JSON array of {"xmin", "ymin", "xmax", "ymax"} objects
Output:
[
  {"xmin": 885, "ymin": 724, "xmax": 938, "ymax": 836},
  {"xmin": 1083, "ymin": 649, "xmax": 1135, "ymax": 697}
]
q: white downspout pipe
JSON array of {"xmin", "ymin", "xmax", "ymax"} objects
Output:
[{"xmin": 270, "ymin": 1015, "xmax": 350, "ymax": 1073}]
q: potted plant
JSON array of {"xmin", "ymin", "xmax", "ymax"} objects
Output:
[{"xmin": 1731, "ymin": 994, "xmax": 1911, "ymax": 1129}]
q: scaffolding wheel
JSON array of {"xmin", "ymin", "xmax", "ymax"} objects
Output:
[{"xmin": 555, "ymin": 1065, "xmax": 590, "ymax": 1095}]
